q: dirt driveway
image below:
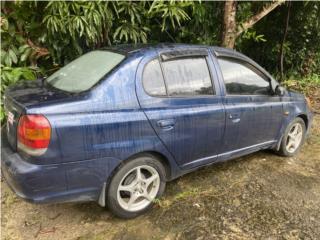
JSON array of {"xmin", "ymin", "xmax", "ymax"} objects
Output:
[{"xmin": 2, "ymin": 115, "xmax": 320, "ymax": 240}]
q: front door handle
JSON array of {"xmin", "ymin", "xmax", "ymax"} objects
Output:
[{"xmin": 157, "ymin": 119, "xmax": 175, "ymax": 130}]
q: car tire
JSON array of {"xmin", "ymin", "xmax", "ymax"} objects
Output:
[
  {"xmin": 277, "ymin": 117, "xmax": 306, "ymax": 157},
  {"xmin": 106, "ymin": 154, "xmax": 166, "ymax": 219}
]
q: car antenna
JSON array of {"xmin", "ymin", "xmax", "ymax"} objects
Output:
[{"xmin": 155, "ymin": 19, "xmax": 176, "ymax": 43}]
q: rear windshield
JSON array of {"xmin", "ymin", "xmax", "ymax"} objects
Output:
[{"xmin": 46, "ymin": 50, "xmax": 125, "ymax": 93}]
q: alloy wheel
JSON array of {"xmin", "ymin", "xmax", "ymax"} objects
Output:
[
  {"xmin": 116, "ymin": 165, "xmax": 160, "ymax": 212},
  {"xmin": 285, "ymin": 122, "xmax": 303, "ymax": 153}
]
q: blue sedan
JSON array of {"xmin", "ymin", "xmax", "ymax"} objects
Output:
[{"xmin": 1, "ymin": 44, "xmax": 313, "ymax": 218}]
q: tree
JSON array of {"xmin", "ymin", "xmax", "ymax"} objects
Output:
[
  {"xmin": 1, "ymin": 0, "xmax": 319, "ymax": 123},
  {"xmin": 0, "ymin": 0, "xmax": 194, "ymax": 122},
  {"xmin": 278, "ymin": 1, "xmax": 291, "ymax": 81},
  {"xmin": 221, "ymin": 0, "xmax": 237, "ymax": 48},
  {"xmin": 222, "ymin": 0, "xmax": 285, "ymax": 48}
]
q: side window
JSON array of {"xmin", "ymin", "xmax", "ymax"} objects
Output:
[
  {"xmin": 162, "ymin": 57, "xmax": 214, "ymax": 96},
  {"xmin": 218, "ymin": 58, "xmax": 271, "ymax": 95},
  {"xmin": 143, "ymin": 59, "xmax": 166, "ymax": 96}
]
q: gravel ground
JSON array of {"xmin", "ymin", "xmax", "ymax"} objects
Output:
[{"xmin": 1, "ymin": 114, "xmax": 320, "ymax": 240}]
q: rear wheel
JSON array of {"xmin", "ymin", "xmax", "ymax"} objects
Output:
[
  {"xmin": 277, "ymin": 117, "xmax": 306, "ymax": 156},
  {"xmin": 106, "ymin": 155, "xmax": 166, "ymax": 219}
]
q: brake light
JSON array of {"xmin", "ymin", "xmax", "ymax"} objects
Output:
[{"xmin": 17, "ymin": 114, "xmax": 51, "ymax": 156}]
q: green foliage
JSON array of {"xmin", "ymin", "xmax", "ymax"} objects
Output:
[
  {"xmin": 42, "ymin": 1, "xmax": 114, "ymax": 63},
  {"xmin": 148, "ymin": 0, "xmax": 192, "ymax": 31},
  {"xmin": 0, "ymin": 65, "xmax": 38, "ymax": 122},
  {"xmin": 113, "ymin": 2, "xmax": 150, "ymax": 43},
  {"xmin": 239, "ymin": 1, "xmax": 320, "ymax": 78},
  {"xmin": 282, "ymin": 74, "xmax": 320, "ymax": 111},
  {"xmin": 241, "ymin": 30, "xmax": 266, "ymax": 43},
  {"xmin": 284, "ymin": 74, "xmax": 320, "ymax": 92},
  {"xmin": 1, "ymin": 1, "xmax": 319, "ymax": 123},
  {"xmin": 176, "ymin": 1, "xmax": 223, "ymax": 45},
  {"xmin": 1, "ymin": 6, "xmax": 40, "ymax": 122},
  {"xmin": 0, "ymin": 0, "xmax": 195, "ymax": 122},
  {"xmin": 112, "ymin": 2, "xmax": 149, "ymax": 43},
  {"xmin": 1, "ymin": 15, "xmax": 36, "ymax": 67}
]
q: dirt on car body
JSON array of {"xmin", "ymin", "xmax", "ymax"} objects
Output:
[{"xmin": 2, "ymin": 115, "xmax": 320, "ymax": 240}]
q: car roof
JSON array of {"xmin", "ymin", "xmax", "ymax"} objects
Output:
[
  {"xmin": 102, "ymin": 43, "xmax": 247, "ymax": 58},
  {"xmin": 101, "ymin": 43, "xmax": 275, "ymax": 83}
]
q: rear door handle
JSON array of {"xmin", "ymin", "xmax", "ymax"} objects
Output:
[
  {"xmin": 229, "ymin": 113, "xmax": 240, "ymax": 119},
  {"xmin": 157, "ymin": 119, "xmax": 175, "ymax": 130},
  {"xmin": 229, "ymin": 113, "xmax": 241, "ymax": 123}
]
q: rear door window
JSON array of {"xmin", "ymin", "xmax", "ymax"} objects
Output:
[
  {"xmin": 162, "ymin": 57, "xmax": 214, "ymax": 96},
  {"xmin": 142, "ymin": 59, "xmax": 167, "ymax": 96}
]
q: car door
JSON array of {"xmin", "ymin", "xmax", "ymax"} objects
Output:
[
  {"xmin": 136, "ymin": 48, "xmax": 225, "ymax": 169},
  {"xmin": 216, "ymin": 57, "xmax": 283, "ymax": 155}
]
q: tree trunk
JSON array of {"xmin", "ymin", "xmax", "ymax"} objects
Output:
[
  {"xmin": 278, "ymin": 1, "xmax": 291, "ymax": 82},
  {"xmin": 221, "ymin": 0, "xmax": 237, "ymax": 49},
  {"xmin": 221, "ymin": 0, "xmax": 285, "ymax": 49}
]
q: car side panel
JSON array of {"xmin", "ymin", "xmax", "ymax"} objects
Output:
[
  {"xmin": 222, "ymin": 95, "xmax": 284, "ymax": 152},
  {"xmin": 221, "ymin": 96, "xmax": 256, "ymax": 152},
  {"xmin": 251, "ymin": 95, "xmax": 284, "ymax": 143}
]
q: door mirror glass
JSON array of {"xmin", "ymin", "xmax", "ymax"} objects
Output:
[{"xmin": 275, "ymin": 85, "xmax": 285, "ymax": 96}]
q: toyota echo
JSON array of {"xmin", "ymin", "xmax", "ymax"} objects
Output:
[{"xmin": 1, "ymin": 44, "xmax": 313, "ymax": 218}]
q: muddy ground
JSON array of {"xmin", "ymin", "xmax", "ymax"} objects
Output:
[{"xmin": 1, "ymin": 114, "xmax": 320, "ymax": 240}]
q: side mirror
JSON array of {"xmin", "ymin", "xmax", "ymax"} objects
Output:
[{"xmin": 274, "ymin": 85, "xmax": 285, "ymax": 96}]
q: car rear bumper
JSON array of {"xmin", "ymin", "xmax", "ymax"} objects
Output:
[
  {"xmin": 1, "ymin": 137, "xmax": 79, "ymax": 203},
  {"xmin": 1, "ymin": 134, "xmax": 120, "ymax": 205},
  {"xmin": 1, "ymin": 147, "xmax": 39, "ymax": 202}
]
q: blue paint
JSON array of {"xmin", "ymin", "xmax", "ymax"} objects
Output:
[{"xmin": 1, "ymin": 44, "xmax": 313, "ymax": 205}]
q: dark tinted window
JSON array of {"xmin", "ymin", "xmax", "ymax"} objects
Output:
[
  {"xmin": 162, "ymin": 57, "xmax": 214, "ymax": 96},
  {"xmin": 143, "ymin": 59, "xmax": 166, "ymax": 96},
  {"xmin": 218, "ymin": 58, "xmax": 271, "ymax": 95}
]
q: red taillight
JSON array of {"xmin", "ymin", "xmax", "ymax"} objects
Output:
[{"xmin": 17, "ymin": 114, "xmax": 51, "ymax": 156}]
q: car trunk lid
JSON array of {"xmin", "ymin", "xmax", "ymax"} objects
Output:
[
  {"xmin": 3, "ymin": 94, "xmax": 24, "ymax": 151},
  {"xmin": 4, "ymin": 79, "xmax": 73, "ymax": 151}
]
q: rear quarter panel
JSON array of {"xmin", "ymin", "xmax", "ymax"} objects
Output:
[{"xmin": 25, "ymin": 54, "xmax": 179, "ymax": 188}]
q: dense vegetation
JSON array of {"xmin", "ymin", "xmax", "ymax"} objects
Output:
[{"xmin": 1, "ymin": 1, "xmax": 319, "ymax": 121}]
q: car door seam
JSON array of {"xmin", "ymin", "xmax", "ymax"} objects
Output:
[{"xmin": 134, "ymin": 55, "xmax": 180, "ymax": 168}]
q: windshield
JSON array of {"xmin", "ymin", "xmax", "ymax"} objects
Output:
[{"xmin": 46, "ymin": 50, "xmax": 125, "ymax": 93}]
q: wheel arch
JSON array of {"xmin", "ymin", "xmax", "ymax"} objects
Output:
[
  {"xmin": 296, "ymin": 113, "xmax": 308, "ymax": 129},
  {"xmin": 275, "ymin": 113, "xmax": 308, "ymax": 152},
  {"xmin": 121, "ymin": 151, "xmax": 172, "ymax": 180},
  {"xmin": 98, "ymin": 150, "xmax": 172, "ymax": 207}
]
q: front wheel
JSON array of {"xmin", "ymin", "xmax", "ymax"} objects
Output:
[
  {"xmin": 277, "ymin": 117, "xmax": 306, "ymax": 157},
  {"xmin": 106, "ymin": 155, "xmax": 166, "ymax": 219}
]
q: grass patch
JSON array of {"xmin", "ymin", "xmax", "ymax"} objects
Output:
[
  {"xmin": 153, "ymin": 188, "xmax": 200, "ymax": 208},
  {"xmin": 283, "ymin": 74, "xmax": 320, "ymax": 96}
]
